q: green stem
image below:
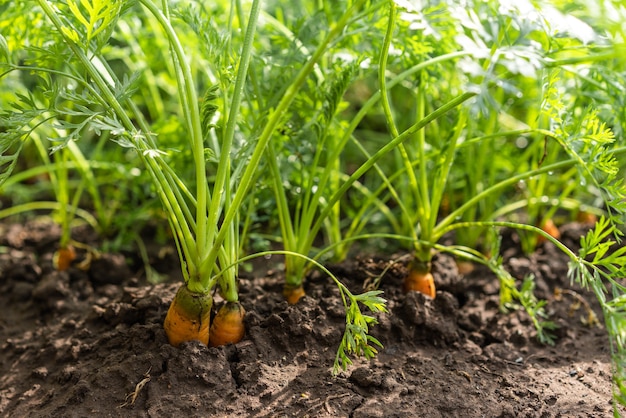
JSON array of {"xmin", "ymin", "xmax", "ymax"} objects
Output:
[
  {"xmin": 266, "ymin": 144, "xmax": 298, "ymax": 283},
  {"xmin": 491, "ymin": 196, "xmax": 603, "ymax": 220},
  {"xmin": 348, "ymin": 134, "xmax": 413, "ymax": 238},
  {"xmin": 341, "ymin": 51, "xmax": 473, "ymax": 151},
  {"xmin": 0, "ymin": 201, "xmax": 98, "ymax": 229},
  {"xmin": 415, "ymin": 85, "xmax": 430, "ymax": 257},
  {"xmin": 206, "ymin": 0, "xmax": 261, "ymax": 249},
  {"xmin": 440, "ymin": 220, "xmax": 578, "ymax": 260},
  {"xmin": 434, "ymin": 158, "xmax": 577, "ymax": 239},
  {"xmin": 545, "ymin": 46, "xmax": 626, "ymax": 67},
  {"xmin": 434, "ymin": 144, "xmax": 626, "ymax": 242},
  {"xmin": 428, "ymin": 109, "xmax": 467, "ymax": 236},
  {"xmin": 379, "ymin": 2, "xmax": 399, "ymax": 139},
  {"xmin": 56, "ymin": 147, "xmax": 71, "ymax": 247},
  {"xmin": 139, "ymin": 0, "xmax": 208, "ymax": 281},
  {"xmin": 378, "ymin": 1, "xmax": 419, "ymax": 244},
  {"xmin": 200, "ymin": 0, "xmax": 368, "ymax": 279},
  {"xmin": 307, "ymin": 92, "xmax": 477, "ymax": 257},
  {"xmin": 66, "ymin": 141, "xmax": 105, "ymax": 232}
]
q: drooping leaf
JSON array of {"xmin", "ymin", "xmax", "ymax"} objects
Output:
[{"xmin": 0, "ymin": 132, "xmax": 24, "ymax": 186}]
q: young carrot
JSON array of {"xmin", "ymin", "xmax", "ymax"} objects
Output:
[
  {"xmin": 283, "ymin": 283, "xmax": 306, "ymax": 305},
  {"xmin": 164, "ymin": 285, "xmax": 213, "ymax": 347},
  {"xmin": 576, "ymin": 210, "xmax": 597, "ymax": 224},
  {"xmin": 456, "ymin": 260, "xmax": 475, "ymax": 275},
  {"xmin": 538, "ymin": 218, "xmax": 560, "ymax": 244},
  {"xmin": 209, "ymin": 301, "xmax": 246, "ymax": 347},
  {"xmin": 53, "ymin": 244, "xmax": 76, "ymax": 271},
  {"xmin": 403, "ymin": 259, "xmax": 436, "ymax": 299}
]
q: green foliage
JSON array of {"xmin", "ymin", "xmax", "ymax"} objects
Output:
[
  {"xmin": 484, "ymin": 234, "xmax": 557, "ymax": 344},
  {"xmin": 333, "ymin": 290, "xmax": 387, "ymax": 374},
  {"xmin": 64, "ymin": 0, "xmax": 124, "ymax": 49},
  {"xmin": 569, "ymin": 219, "xmax": 626, "ymax": 413}
]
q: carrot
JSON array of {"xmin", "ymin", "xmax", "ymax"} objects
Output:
[
  {"xmin": 576, "ymin": 211, "xmax": 597, "ymax": 224},
  {"xmin": 456, "ymin": 260, "xmax": 474, "ymax": 275},
  {"xmin": 209, "ymin": 301, "xmax": 246, "ymax": 347},
  {"xmin": 403, "ymin": 260, "xmax": 436, "ymax": 298},
  {"xmin": 538, "ymin": 218, "xmax": 560, "ymax": 244},
  {"xmin": 283, "ymin": 283, "xmax": 305, "ymax": 305},
  {"xmin": 163, "ymin": 285, "xmax": 213, "ymax": 347},
  {"xmin": 53, "ymin": 244, "xmax": 76, "ymax": 271}
]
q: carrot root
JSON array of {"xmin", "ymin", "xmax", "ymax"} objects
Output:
[
  {"xmin": 403, "ymin": 260, "xmax": 436, "ymax": 299},
  {"xmin": 164, "ymin": 285, "xmax": 212, "ymax": 347},
  {"xmin": 53, "ymin": 245, "xmax": 76, "ymax": 271},
  {"xmin": 456, "ymin": 260, "xmax": 475, "ymax": 275},
  {"xmin": 538, "ymin": 218, "xmax": 560, "ymax": 244},
  {"xmin": 576, "ymin": 211, "xmax": 597, "ymax": 224},
  {"xmin": 209, "ymin": 301, "xmax": 246, "ymax": 347},
  {"xmin": 283, "ymin": 283, "xmax": 306, "ymax": 305}
]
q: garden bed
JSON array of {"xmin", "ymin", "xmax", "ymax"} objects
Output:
[{"xmin": 1, "ymin": 219, "xmax": 623, "ymax": 417}]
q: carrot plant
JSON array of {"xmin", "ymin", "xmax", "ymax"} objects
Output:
[
  {"xmin": 264, "ymin": 53, "xmax": 376, "ymax": 303},
  {"xmin": 218, "ymin": 2, "xmax": 396, "ymax": 306},
  {"xmin": 1, "ymin": 0, "xmax": 263, "ymax": 345},
  {"xmin": 1, "ymin": 0, "xmax": 390, "ymax": 368},
  {"xmin": 0, "ymin": 52, "xmax": 109, "ymax": 268},
  {"xmin": 367, "ymin": 1, "xmax": 626, "ymax": 410},
  {"xmin": 363, "ymin": 1, "xmax": 621, "ymax": 289},
  {"xmin": 263, "ymin": 58, "xmax": 361, "ymax": 303},
  {"xmin": 0, "ymin": 2, "xmax": 164, "ymax": 256},
  {"xmin": 261, "ymin": 0, "xmax": 482, "ymax": 304}
]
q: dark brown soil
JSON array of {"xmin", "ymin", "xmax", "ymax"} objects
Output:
[{"xmin": 1, "ymin": 219, "xmax": 624, "ymax": 417}]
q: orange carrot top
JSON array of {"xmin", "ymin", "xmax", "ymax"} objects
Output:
[
  {"xmin": 403, "ymin": 259, "xmax": 436, "ymax": 299},
  {"xmin": 209, "ymin": 301, "xmax": 246, "ymax": 347},
  {"xmin": 164, "ymin": 284, "xmax": 213, "ymax": 347}
]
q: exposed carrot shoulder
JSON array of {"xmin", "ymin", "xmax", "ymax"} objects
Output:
[
  {"xmin": 283, "ymin": 283, "xmax": 306, "ymax": 305},
  {"xmin": 456, "ymin": 260, "xmax": 475, "ymax": 275},
  {"xmin": 538, "ymin": 218, "xmax": 560, "ymax": 244},
  {"xmin": 209, "ymin": 301, "xmax": 246, "ymax": 347},
  {"xmin": 164, "ymin": 285, "xmax": 212, "ymax": 347},
  {"xmin": 53, "ymin": 245, "xmax": 76, "ymax": 271},
  {"xmin": 576, "ymin": 211, "xmax": 597, "ymax": 224},
  {"xmin": 403, "ymin": 260, "xmax": 436, "ymax": 299}
]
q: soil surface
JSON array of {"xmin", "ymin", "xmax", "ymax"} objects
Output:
[{"xmin": 1, "ymin": 219, "xmax": 625, "ymax": 417}]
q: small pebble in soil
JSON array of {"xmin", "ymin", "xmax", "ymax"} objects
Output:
[{"xmin": 31, "ymin": 367, "xmax": 49, "ymax": 380}]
